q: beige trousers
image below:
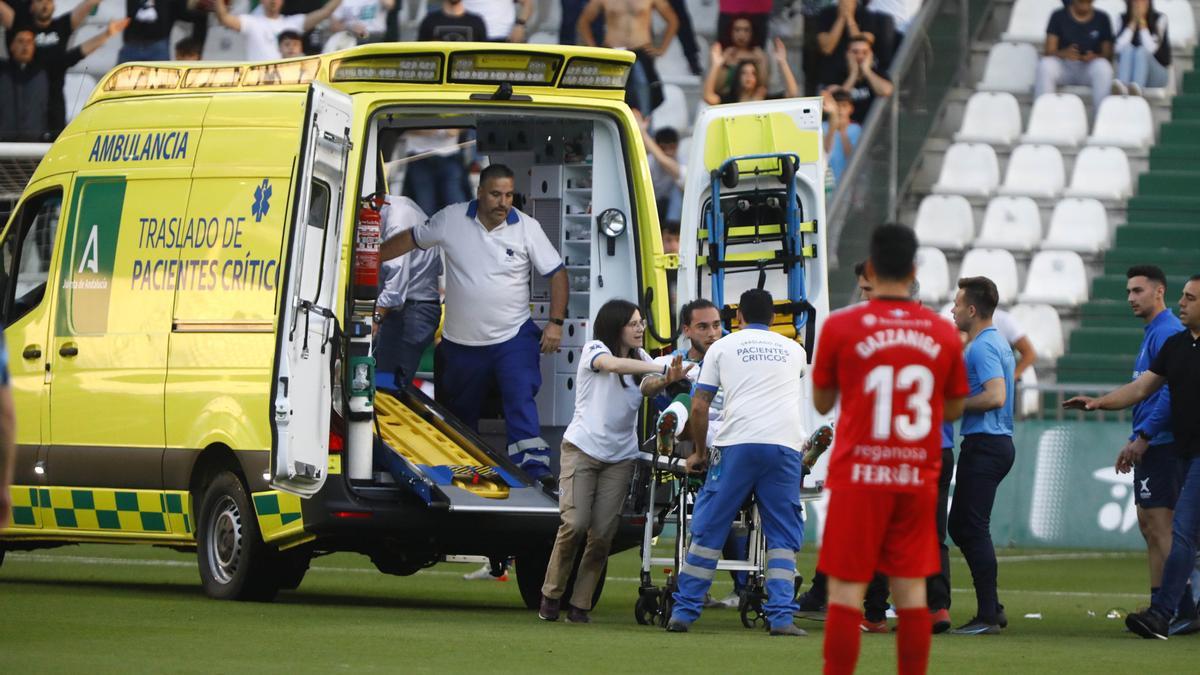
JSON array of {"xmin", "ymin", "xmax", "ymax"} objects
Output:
[{"xmin": 540, "ymin": 440, "xmax": 635, "ymax": 610}]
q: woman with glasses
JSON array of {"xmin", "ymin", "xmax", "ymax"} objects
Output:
[{"xmin": 538, "ymin": 299, "xmax": 690, "ymax": 624}]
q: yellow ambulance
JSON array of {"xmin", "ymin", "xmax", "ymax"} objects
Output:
[{"xmin": 0, "ymin": 42, "xmax": 826, "ymax": 606}]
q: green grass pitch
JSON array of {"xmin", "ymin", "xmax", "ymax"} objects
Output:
[{"xmin": 0, "ymin": 543, "xmax": 1194, "ymax": 672}]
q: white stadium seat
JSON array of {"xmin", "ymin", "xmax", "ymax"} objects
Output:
[
  {"xmin": 1022, "ymin": 94, "xmax": 1088, "ymax": 147},
  {"xmin": 1160, "ymin": 0, "xmax": 1198, "ymax": 48},
  {"xmin": 1089, "ymin": 96, "xmax": 1154, "ymax": 149},
  {"xmin": 978, "ymin": 42, "xmax": 1040, "ymax": 94},
  {"xmin": 1064, "ymin": 146, "xmax": 1132, "ymax": 199},
  {"xmin": 1042, "ymin": 198, "xmax": 1109, "ymax": 253},
  {"xmin": 914, "ymin": 195, "xmax": 975, "ymax": 250},
  {"xmin": 1010, "ymin": 303, "xmax": 1065, "ymax": 359},
  {"xmin": 1002, "ymin": 0, "xmax": 1061, "ymax": 42},
  {"xmin": 1020, "ymin": 250, "xmax": 1090, "ymax": 306},
  {"xmin": 916, "ymin": 247, "xmax": 952, "ymax": 303},
  {"xmin": 974, "ymin": 196, "xmax": 1043, "ymax": 251},
  {"xmin": 651, "ymin": 84, "xmax": 691, "ymax": 134},
  {"xmin": 955, "ymin": 92, "xmax": 1023, "ymax": 145},
  {"xmin": 960, "ymin": 248, "xmax": 1020, "ymax": 304},
  {"xmin": 998, "ymin": 144, "xmax": 1065, "ymax": 198},
  {"xmin": 932, "ymin": 143, "xmax": 1000, "ymax": 197}
]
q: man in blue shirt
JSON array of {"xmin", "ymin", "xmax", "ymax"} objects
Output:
[
  {"xmin": 948, "ymin": 276, "xmax": 1015, "ymax": 635},
  {"xmin": 1115, "ymin": 266, "xmax": 1186, "ymax": 625}
]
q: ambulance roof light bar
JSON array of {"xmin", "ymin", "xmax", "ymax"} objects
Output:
[
  {"xmin": 330, "ymin": 54, "xmax": 443, "ymax": 83},
  {"xmin": 448, "ymin": 51, "xmax": 562, "ymax": 86}
]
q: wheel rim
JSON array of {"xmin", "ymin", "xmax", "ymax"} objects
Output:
[{"xmin": 206, "ymin": 495, "xmax": 243, "ymax": 585}]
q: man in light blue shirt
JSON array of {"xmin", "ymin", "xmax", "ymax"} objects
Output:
[{"xmin": 947, "ymin": 276, "xmax": 1015, "ymax": 635}]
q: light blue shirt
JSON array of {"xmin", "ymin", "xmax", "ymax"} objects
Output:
[
  {"xmin": 961, "ymin": 326, "xmax": 1015, "ymax": 436},
  {"xmin": 821, "ymin": 120, "xmax": 862, "ymax": 184}
]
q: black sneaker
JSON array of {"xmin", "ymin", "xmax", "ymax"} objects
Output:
[
  {"xmin": 794, "ymin": 590, "xmax": 827, "ymax": 621},
  {"xmin": 1126, "ymin": 609, "xmax": 1169, "ymax": 640},
  {"xmin": 666, "ymin": 617, "xmax": 690, "ymax": 632},
  {"xmin": 950, "ymin": 617, "xmax": 1001, "ymax": 635},
  {"xmin": 538, "ymin": 595, "xmax": 560, "ymax": 621},
  {"xmin": 566, "ymin": 605, "xmax": 591, "ymax": 624}
]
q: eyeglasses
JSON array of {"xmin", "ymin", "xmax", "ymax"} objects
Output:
[{"xmin": 626, "ymin": 319, "xmax": 647, "ymax": 329}]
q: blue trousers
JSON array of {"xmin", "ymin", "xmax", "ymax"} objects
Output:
[
  {"xmin": 1152, "ymin": 457, "xmax": 1200, "ymax": 618},
  {"xmin": 375, "ymin": 300, "xmax": 441, "ymax": 386},
  {"xmin": 435, "ymin": 320, "xmax": 551, "ymax": 478},
  {"xmin": 118, "ymin": 39, "xmax": 171, "ymax": 64},
  {"xmin": 671, "ymin": 443, "xmax": 803, "ymax": 629},
  {"xmin": 402, "ymin": 153, "xmax": 468, "ymax": 217}
]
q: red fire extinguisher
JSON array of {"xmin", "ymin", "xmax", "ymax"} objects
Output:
[{"xmin": 355, "ymin": 193, "xmax": 386, "ymax": 301}]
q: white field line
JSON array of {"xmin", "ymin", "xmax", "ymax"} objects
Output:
[{"xmin": 3, "ymin": 551, "xmax": 1147, "ymax": 599}]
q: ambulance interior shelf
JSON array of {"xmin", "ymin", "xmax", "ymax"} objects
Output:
[{"xmin": 699, "ymin": 152, "xmax": 818, "ymax": 361}]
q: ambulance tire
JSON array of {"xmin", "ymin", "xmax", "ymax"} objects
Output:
[
  {"xmin": 197, "ymin": 472, "xmax": 280, "ymax": 602},
  {"xmin": 515, "ymin": 546, "xmax": 607, "ymax": 611}
]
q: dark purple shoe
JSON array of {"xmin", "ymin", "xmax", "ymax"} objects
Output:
[
  {"xmin": 566, "ymin": 606, "xmax": 591, "ymax": 623},
  {"xmin": 539, "ymin": 595, "xmax": 560, "ymax": 621}
]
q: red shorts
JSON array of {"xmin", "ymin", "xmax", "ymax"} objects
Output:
[{"xmin": 817, "ymin": 487, "xmax": 939, "ymax": 582}]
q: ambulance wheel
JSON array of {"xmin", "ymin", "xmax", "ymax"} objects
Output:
[
  {"xmin": 197, "ymin": 472, "xmax": 280, "ymax": 602},
  {"xmin": 516, "ymin": 547, "xmax": 607, "ymax": 610}
]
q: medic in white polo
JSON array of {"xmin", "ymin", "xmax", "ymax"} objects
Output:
[{"xmin": 379, "ymin": 164, "xmax": 569, "ymax": 481}]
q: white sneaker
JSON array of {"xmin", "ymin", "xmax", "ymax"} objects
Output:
[
  {"xmin": 1111, "ymin": 80, "xmax": 1129, "ymax": 96},
  {"xmin": 704, "ymin": 591, "xmax": 741, "ymax": 608},
  {"xmin": 1129, "ymin": 82, "xmax": 1144, "ymax": 97},
  {"xmin": 463, "ymin": 562, "xmax": 505, "ymax": 580}
]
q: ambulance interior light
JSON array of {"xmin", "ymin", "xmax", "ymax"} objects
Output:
[
  {"xmin": 330, "ymin": 54, "xmax": 443, "ymax": 83},
  {"xmin": 559, "ymin": 58, "xmax": 631, "ymax": 89},
  {"xmin": 448, "ymin": 52, "xmax": 562, "ymax": 86}
]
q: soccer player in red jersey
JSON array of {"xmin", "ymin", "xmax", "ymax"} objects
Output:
[{"xmin": 812, "ymin": 225, "xmax": 969, "ymax": 675}]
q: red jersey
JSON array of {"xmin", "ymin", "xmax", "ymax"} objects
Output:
[{"xmin": 812, "ymin": 299, "xmax": 968, "ymax": 493}]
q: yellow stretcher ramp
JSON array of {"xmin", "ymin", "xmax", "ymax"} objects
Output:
[{"xmin": 374, "ymin": 392, "xmax": 512, "ymax": 499}]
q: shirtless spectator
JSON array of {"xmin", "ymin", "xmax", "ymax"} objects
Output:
[
  {"xmin": 815, "ymin": 0, "xmax": 895, "ymax": 91},
  {"xmin": 212, "ymin": 0, "xmax": 343, "ymax": 61},
  {"xmin": 1034, "ymin": 0, "xmax": 1115, "ymax": 109},
  {"xmin": 579, "ymin": 0, "xmax": 678, "ymax": 116}
]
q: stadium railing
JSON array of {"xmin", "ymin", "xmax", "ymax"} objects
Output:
[
  {"xmin": 826, "ymin": 0, "xmax": 995, "ymax": 305},
  {"xmin": 1018, "ymin": 383, "xmax": 1132, "ymax": 424}
]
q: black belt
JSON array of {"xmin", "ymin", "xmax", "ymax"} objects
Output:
[{"xmin": 405, "ymin": 299, "xmax": 440, "ymax": 305}]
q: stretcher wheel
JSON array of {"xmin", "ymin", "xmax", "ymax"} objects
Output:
[
  {"xmin": 635, "ymin": 592, "xmax": 659, "ymax": 625},
  {"xmin": 721, "ymin": 162, "xmax": 739, "ymax": 189},
  {"xmin": 739, "ymin": 591, "xmax": 767, "ymax": 629}
]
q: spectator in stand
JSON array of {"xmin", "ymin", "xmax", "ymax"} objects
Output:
[
  {"xmin": 401, "ymin": 129, "xmax": 469, "ymax": 217},
  {"xmin": 1034, "ymin": 0, "xmax": 1115, "ymax": 109},
  {"xmin": 835, "ymin": 35, "xmax": 893, "ymax": 123},
  {"xmin": 1, "ymin": 20, "xmax": 125, "ymax": 141},
  {"xmin": 713, "ymin": 15, "xmax": 769, "ymax": 101},
  {"xmin": 278, "ymin": 29, "xmax": 305, "ymax": 57},
  {"xmin": 560, "ymin": 0, "xmax": 605, "ymax": 47},
  {"xmin": 464, "ymin": 0, "xmax": 533, "ymax": 42},
  {"xmin": 121, "ymin": 0, "xmax": 187, "ymax": 62},
  {"xmin": 718, "ymin": 0, "xmax": 770, "ymax": 49},
  {"xmin": 330, "ymin": 0, "xmax": 392, "ymax": 43},
  {"xmin": 418, "ymin": 0, "xmax": 488, "ymax": 42},
  {"xmin": 579, "ymin": 0, "xmax": 677, "ymax": 116},
  {"xmin": 815, "ymin": 0, "xmax": 895, "ymax": 92},
  {"xmin": 174, "ymin": 35, "xmax": 202, "ymax": 59},
  {"xmin": 1113, "ymin": 0, "xmax": 1171, "ymax": 96},
  {"xmin": 666, "ymin": 0, "xmax": 703, "ymax": 75},
  {"xmin": 212, "ymin": 0, "xmax": 343, "ymax": 61},
  {"xmin": 822, "ymin": 87, "xmax": 861, "ymax": 185},
  {"xmin": 640, "ymin": 118, "xmax": 684, "ymax": 224},
  {"xmin": 0, "ymin": 0, "xmax": 101, "ymax": 138},
  {"xmin": 703, "ymin": 37, "xmax": 799, "ymax": 104}
]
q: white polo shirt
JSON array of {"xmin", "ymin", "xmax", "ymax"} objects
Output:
[
  {"xmin": 696, "ymin": 325, "xmax": 809, "ymax": 451},
  {"xmin": 378, "ymin": 196, "xmax": 442, "ymax": 308},
  {"xmin": 564, "ymin": 340, "xmax": 654, "ymax": 463},
  {"xmin": 413, "ymin": 200, "xmax": 562, "ymax": 346}
]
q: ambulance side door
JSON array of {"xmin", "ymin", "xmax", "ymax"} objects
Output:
[
  {"xmin": 270, "ymin": 82, "xmax": 352, "ymax": 497},
  {"xmin": 0, "ymin": 177, "xmax": 69, "ymax": 515}
]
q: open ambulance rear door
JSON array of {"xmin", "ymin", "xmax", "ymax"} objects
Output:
[
  {"xmin": 675, "ymin": 97, "xmax": 834, "ymax": 475},
  {"xmin": 270, "ymin": 82, "xmax": 353, "ymax": 497}
]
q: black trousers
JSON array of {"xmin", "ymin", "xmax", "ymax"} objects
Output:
[
  {"xmin": 809, "ymin": 446, "xmax": 956, "ymax": 617},
  {"xmin": 948, "ymin": 434, "xmax": 1015, "ymax": 623}
]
